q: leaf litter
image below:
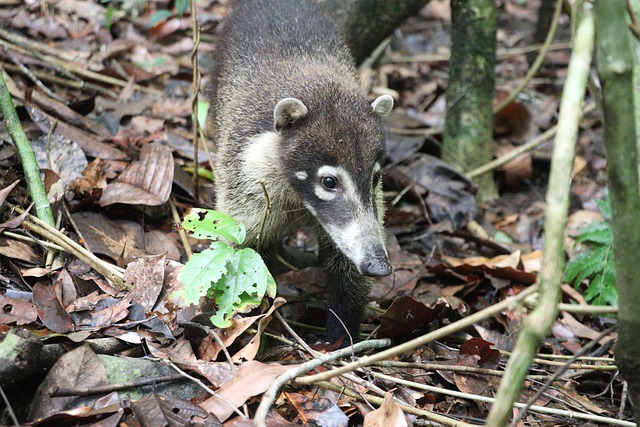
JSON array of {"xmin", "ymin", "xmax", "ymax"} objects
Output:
[{"xmin": 0, "ymin": 0, "xmax": 627, "ymax": 426}]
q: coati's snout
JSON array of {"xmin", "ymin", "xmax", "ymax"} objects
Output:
[{"xmin": 362, "ymin": 247, "xmax": 392, "ymax": 277}]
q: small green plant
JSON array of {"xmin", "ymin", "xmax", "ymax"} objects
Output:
[
  {"xmin": 564, "ymin": 195, "xmax": 617, "ymax": 306},
  {"xmin": 177, "ymin": 208, "xmax": 276, "ymax": 328}
]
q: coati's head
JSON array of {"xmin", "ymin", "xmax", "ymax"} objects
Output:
[{"xmin": 273, "ymin": 90, "xmax": 394, "ymax": 277}]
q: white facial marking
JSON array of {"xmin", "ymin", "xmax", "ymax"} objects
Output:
[
  {"xmin": 295, "ymin": 171, "xmax": 307, "ymax": 180},
  {"xmin": 315, "ymin": 165, "xmax": 358, "ymax": 202},
  {"xmin": 311, "ymin": 165, "xmax": 388, "ymax": 273},
  {"xmin": 303, "ymin": 201, "xmax": 317, "ymax": 217}
]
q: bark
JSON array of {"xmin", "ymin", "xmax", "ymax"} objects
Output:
[
  {"xmin": 595, "ymin": 0, "xmax": 640, "ymax": 421},
  {"xmin": 320, "ymin": 0, "xmax": 431, "ymax": 65},
  {"xmin": 442, "ymin": 0, "xmax": 498, "ymax": 202}
]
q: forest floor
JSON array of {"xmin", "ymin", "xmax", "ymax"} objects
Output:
[{"xmin": 0, "ymin": 0, "xmax": 630, "ymax": 426}]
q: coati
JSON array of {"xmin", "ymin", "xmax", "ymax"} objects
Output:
[{"xmin": 207, "ymin": 0, "xmax": 394, "ymax": 343}]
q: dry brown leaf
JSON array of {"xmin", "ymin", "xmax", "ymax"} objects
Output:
[
  {"xmin": 125, "ymin": 254, "xmax": 166, "ymax": 311},
  {"xmin": 33, "ymin": 282, "xmax": 74, "ymax": 333},
  {"xmin": 0, "ymin": 294, "xmax": 38, "ymax": 325},
  {"xmin": 287, "ymin": 392, "xmax": 349, "ymax": 426},
  {"xmin": 0, "ymin": 236, "xmax": 41, "ymax": 264},
  {"xmin": 131, "ymin": 392, "xmax": 222, "ymax": 427},
  {"xmin": 26, "ymin": 105, "xmax": 126, "ymax": 160},
  {"xmin": 71, "ymin": 211, "xmax": 147, "ymax": 264},
  {"xmin": 30, "ymin": 345, "xmax": 109, "ymax": 420},
  {"xmin": 200, "ymin": 360, "xmax": 295, "ymax": 421},
  {"xmin": 232, "ymin": 297, "xmax": 287, "ymax": 362},
  {"xmin": 363, "ymin": 392, "xmax": 408, "ymax": 427},
  {"xmin": 100, "ymin": 143, "xmax": 173, "ymax": 206}
]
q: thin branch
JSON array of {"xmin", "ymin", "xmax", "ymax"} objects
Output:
[
  {"xmin": 373, "ymin": 371, "xmax": 636, "ymax": 427},
  {"xmin": 466, "ymin": 103, "xmax": 595, "ymax": 179},
  {"xmin": 296, "ymin": 285, "xmax": 537, "ymax": 385},
  {"xmin": 253, "ymin": 338, "xmax": 392, "ymax": 427},
  {"xmin": 48, "ymin": 375, "xmax": 186, "ymax": 397},
  {"xmin": 511, "ymin": 325, "xmax": 619, "ymax": 425},
  {"xmin": 487, "ymin": 3, "xmax": 595, "ymax": 424},
  {"xmin": 493, "ymin": 0, "xmax": 564, "ymax": 113}
]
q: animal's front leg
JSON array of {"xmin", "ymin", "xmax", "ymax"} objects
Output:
[{"xmin": 321, "ymin": 241, "xmax": 372, "ymax": 344}]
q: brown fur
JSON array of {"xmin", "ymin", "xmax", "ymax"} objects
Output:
[{"xmin": 207, "ymin": 0, "xmax": 392, "ymax": 343}]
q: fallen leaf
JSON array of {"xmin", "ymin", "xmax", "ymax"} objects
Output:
[
  {"xmin": 100, "ymin": 143, "xmax": 174, "ymax": 206},
  {"xmin": 33, "ymin": 282, "xmax": 74, "ymax": 333},
  {"xmin": 200, "ymin": 360, "xmax": 295, "ymax": 421},
  {"xmin": 363, "ymin": 392, "xmax": 407, "ymax": 427}
]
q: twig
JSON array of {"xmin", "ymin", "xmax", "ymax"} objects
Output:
[
  {"xmin": 274, "ymin": 311, "xmax": 319, "ymax": 357},
  {"xmin": 557, "ymin": 302, "xmax": 618, "ymax": 314},
  {"xmin": 296, "ymin": 285, "xmax": 537, "ymax": 385},
  {"xmin": 315, "ymin": 380, "xmax": 474, "ymax": 427},
  {"xmin": 487, "ymin": 3, "xmax": 595, "ymax": 424},
  {"xmin": 165, "ymin": 360, "xmax": 246, "ymax": 419},
  {"xmin": 170, "ymin": 198, "xmax": 192, "ymax": 258},
  {"xmin": 493, "ymin": 0, "xmax": 564, "ymax": 113},
  {"xmin": 328, "ymin": 308, "xmax": 355, "ymax": 353},
  {"xmin": 179, "ymin": 321, "xmax": 235, "ymax": 374},
  {"xmin": 0, "ymin": 61, "xmax": 118, "ymax": 97},
  {"xmin": 48, "ymin": 374, "xmax": 186, "ymax": 397},
  {"xmin": 384, "ymin": 40, "xmax": 572, "ymax": 64},
  {"xmin": 511, "ymin": 325, "xmax": 618, "ymax": 425},
  {"xmin": 13, "ymin": 205, "xmax": 128, "ymax": 290},
  {"xmin": 253, "ymin": 338, "xmax": 391, "ymax": 427},
  {"xmin": 0, "ymin": 385, "xmax": 19, "ymax": 427},
  {"xmin": 0, "ymin": 230, "xmax": 64, "ymax": 251},
  {"xmin": 7, "ymin": 55, "xmax": 66, "ymax": 103},
  {"xmin": 359, "ymin": 36, "xmax": 391, "ymax": 71},
  {"xmin": 373, "ymin": 371, "xmax": 636, "ymax": 427},
  {"xmin": 191, "ymin": 1, "xmax": 202, "ymax": 200},
  {"xmin": 466, "ymin": 103, "xmax": 595, "ymax": 179}
]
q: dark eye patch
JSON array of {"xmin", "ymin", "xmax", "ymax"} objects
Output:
[{"xmin": 372, "ymin": 170, "xmax": 381, "ymax": 187}]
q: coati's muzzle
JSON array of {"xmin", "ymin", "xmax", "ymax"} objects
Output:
[
  {"xmin": 361, "ymin": 246, "xmax": 392, "ymax": 277},
  {"xmin": 324, "ymin": 217, "xmax": 392, "ymax": 278}
]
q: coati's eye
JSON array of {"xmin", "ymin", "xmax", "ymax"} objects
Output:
[{"xmin": 321, "ymin": 176, "xmax": 338, "ymax": 191}]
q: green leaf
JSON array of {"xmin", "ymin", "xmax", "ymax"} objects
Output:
[
  {"xmin": 175, "ymin": 0, "xmax": 190, "ymax": 16},
  {"xmin": 574, "ymin": 221, "xmax": 612, "ymax": 245},
  {"xmin": 182, "ymin": 208, "xmax": 246, "ymax": 244},
  {"xmin": 565, "ymin": 247, "xmax": 607, "ymax": 286},
  {"xmin": 105, "ymin": 5, "xmax": 114, "ymax": 30},
  {"xmin": 595, "ymin": 193, "xmax": 611, "ymax": 219},
  {"xmin": 149, "ymin": 9, "xmax": 172, "ymax": 26},
  {"xmin": 178, "ymin": 242, "xmax": 235, "ymax": 304},
  {"xmin": 197, "ymin": 101, "xmax": 209, "ymax": 129},
  {"xmin": 210, "ymin": 248, "xmax": 276, "ymax": 328}
]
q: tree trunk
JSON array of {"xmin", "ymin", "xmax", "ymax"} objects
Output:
[
  {"xmin": 442, "ymin": 0, "xmax": 498, "ymax": 202},
  {"xmin": 321, "ymin": 0, "xmax": 431, "ymax": 65},
  {"xmin": 595, "ymin": 0, "xmax": 640, "ymax": 421}
]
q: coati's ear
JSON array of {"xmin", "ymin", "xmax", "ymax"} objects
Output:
[
  {"xmin": 371, "ymin": 94, "xmax": 394, "ymax": 117},
  {"xmin": 274, "ymin": 98, "xmax": 308, "ymax": 132}
]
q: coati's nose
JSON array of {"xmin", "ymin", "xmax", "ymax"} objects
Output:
[{"xmin": 362, "ymin": 255, "xmax": 392, "ymax": 277}]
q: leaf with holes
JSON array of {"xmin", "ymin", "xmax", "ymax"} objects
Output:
[
  {"xmin": 210, "ymin": 248, "xmax": 276, "ymax": 328},
  {"xmin": 182, "ymin": 208, "xmax": 246, "ymax": 245},
  {"xmin": 179, "ymin": 242, "xmax": 234, "ymax": 304}
]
